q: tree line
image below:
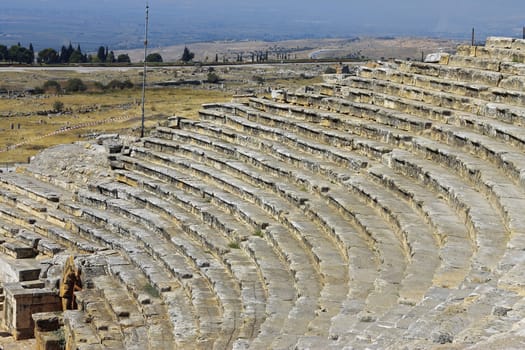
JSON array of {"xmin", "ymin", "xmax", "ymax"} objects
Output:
[
  {"xmin": 0, "ymin": 42, "xmax": 201, "ymax": 65},
  {"xmin": 0, "ymin": 42, "xmax": 132, "ymax": 64}
]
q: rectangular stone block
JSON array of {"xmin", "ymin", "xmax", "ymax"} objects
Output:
[
  {"xmin": 1, "ymin": 242, "xmax": 37, "ymax": 259},
  {"xmin": 3, "ymin": 283, "xmax": 62, "ymax": 340}
]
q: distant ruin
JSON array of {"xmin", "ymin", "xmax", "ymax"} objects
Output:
[{"xmin": 2, "ymin": 36, "xmax": 525, "ymax": 349}]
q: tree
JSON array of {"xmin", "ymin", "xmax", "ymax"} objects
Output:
[
  {"xmin": 0, "ymin": 45, "xmax": 7, "ymax": 61},
  {"xmin": 8, "ymin": 45, "xmax": 33, "ymax": 64},
  {"xmin": 97, "ymin": 46, "xmax": 107, "ymax": 62},
  {"xmin": 181, "ymin": 46, "xmax": 194, "ymax": 63},
  {"xmin": 107, "ymin": 51, "xmax": 116, "ymax": 63},
  {"xmin": 146, "ymin": 52, "xmax": 163, "ymax": 63},
  {"xmin": 38, "ymin": 48, "xmax": 59, "ymax": 64},
  {"xmin": 117, "ymin": 54, "xmax": 131, "ymax": 63}
]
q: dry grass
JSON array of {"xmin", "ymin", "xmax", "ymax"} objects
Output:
[
  {"xmin": 0, "ymin": 62, "xmax": 325, "ymax": 164},
  {"xmin": 0, "ymin": 87, "xmax": 231, "ymax": 163}
]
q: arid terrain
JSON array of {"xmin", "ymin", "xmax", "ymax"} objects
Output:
[
  {"xmin": 0, "ymin": 62, "xmax": 330, "ymax": 164},
  {"xmin": 121, "ymin": 37, "xmax": 463, "ymax": 63}
]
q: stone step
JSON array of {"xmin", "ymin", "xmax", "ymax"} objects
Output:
[
  {"xmin": 91, "ymin": 275, "xmax": 149, "ymax": 350},
  {"xmin": 368, "ymin": 164, "xmax": 473, "ymax": 287},
  {"xmin": 15, "ymin": 229, "xmax": 63, "ymax": 256},
  {"xmin": 164, "ymin": 119, "xmax": 438, "ymax": 338},
  {"xmin": 182, "ymin": 111, "xmax": 440, "ymax": 298},
  {"xmin": 386, "ymin": 149, "xmax": 509, "ymax": 273},
  {"xmin": 357, "ymin": 64, "xmax": 502, "ymax": 105},
  {"xmin": 160, "ymin": 122, "xmax": 406, "ymax": 326},
  {"xmin": 74, "ymin": 289, "xmax": 125, "ymax": 348},
  {"xmin": 102, "ymin": 252, "xmax": 177, "ymax": 348},
  {"xmin": 446, "ymin": 54, "xmax": 525, "ymax": 76},
  {"xmin": 112, "ymin": 164, "xmax": 312, "ymax": 348},
  {"xmin": 120, "ymin": 150, "xmax": 328, "ymax": 343},
  {"xmin": 0, "ymin": 188, "xmax": 102, "ymax": 254},
  {"xmin": 284, "ymin": 88, "xmax": 525, "ymax": 174},
  {"xmin": 63, "ymin": 310, "xmax": 103, "ymax": 349},
  {"xmin": 56, "ymin": 200, "xmax": 199, "ymax": 343},
  {"xmin": 396, "ymin": 59, "xmax": 506, "ymax": 88},
  {"xmin": 92, "ymin": 179, "xmax": 266, "ymax": 345},
  {"xmin": 0, "ymin": 172, "xmax": 61, "ymax": 203},
  {"xmin": 342, "ymin": 68, "xmax": 524, "ymax": 125},
  {"xmin": 485, "ymin": 37, "xmax": 525, "ymax": 50},
  {"xmin": 75, "ymin": 190, "xmax": 228, "ymax": 347},
  {"xmin": 456, "ymin": 44, "xmax": 525, "ymax": 64}
]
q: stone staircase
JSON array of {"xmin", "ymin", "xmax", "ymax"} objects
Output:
[{"xmin": 1, "ymin": 36, "xmax": 525, "ymax": 348}]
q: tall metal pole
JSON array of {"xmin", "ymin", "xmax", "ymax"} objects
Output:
[
  {"xmin": 141, "ymin": 3, "xmax": 149, "ymax": 138},
  {"xmin": 471, "ymin": 27, "xmax": 475, "ymax": 46}
]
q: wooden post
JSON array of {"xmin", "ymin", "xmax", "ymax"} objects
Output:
[
  {"xmin": 523, "ymin": 26, "xmax": 525, "ymax": 40},
  {"xmin": 472, "ymin": 27, "xmax": 475, "ymax": 46}
]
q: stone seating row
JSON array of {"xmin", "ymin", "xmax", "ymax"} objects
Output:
[
  {"xmin": 311, "ymin": 81, "xmax": 525, "ymax": 180},
  {"xmin": 485, "ymin": 37, "xmax": 525, "ymax": 50},
  {"xmin": 91, "ymin": 178, "xmax": 268, "ymax": 346},
  {"xmin": 195, "ymin": 104, "xmax": 471, "ymax": 273},
  {"xmin": 273, "ymin": 89, "xmax": 525, "ymax": 262},
  {"xmin": 72, "ymin": 250, "xmax": 176, "ymax": 349},
  {"xmin": 151, "ymin": 124, "xmax": 400, "ymax": 303},
  {"xmin": 121, "ymin": 146, "xmax": 350, "ymax": 348},
  {"xmin": 154, "ymin": 117, "xmax": 472, "ymax": 344},
  {"xmin": 245, "ymin": 96, "xmax": 516, "ymax": 271},
  {"xmin": 0, "ymin": 172, "xmax": 198, "ymax": 347},
  {"xmin": 194, "ymin": 102, "xmax": 520, "ymax": 346},
  {"xmin": 59, "ymin": 199, "xmax": 200, "ymax": 347},
  {"xmin": 0, "ymin": 184, "xmax": 179, "ymax": 348},
  {"xmin": 116, "ymin": 151, "xmax": 327, "ymax": 348},
  {"xmin": 456, "ymin": 44, "xmax": 525, "ymax": 64},
  {"xmin": 359, "ymin": 65, "xmax": 525, "ymax": 110},
  {"xmin": 73, "ymin": 188, "xmax": 232, "ymax": 348},
  {"xmin": 136, "ymin": 132, "xmax": 403, "ymax": 348},
  {"xmin": 213, "ymin": 99, "xmax": 519, "ymax": 292},
  {"xmin": 256, "ymin": 89, "xmax": 520, "ymax": 310},
  {"xmin": 169, "ymin": 115, "xmax": 446, "ymax": 348},
  {"xmin": 395, "ymin": 59, "xmax": 525, "ymax": 95},
  {"xmin": 352, "ymin": 67, "xmax": 525, "ymax": 121},
  {"xmin": 282, "ymin": 87, "xmax": 525, "ymax": 189},
  {"xmin": 0, "ymin": 201, "xmax": 100, "ymax": 254}
]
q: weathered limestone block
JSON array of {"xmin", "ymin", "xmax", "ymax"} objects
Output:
[
  {"xmin": 33, "ymin": 312, "xmax": 64, "ymax": 350},
  {"xmin": 512, "ymin": 39, "xmax": 525, "ymax": 51},
  {"xmin": 499, "ymin": 75, "xmax": 525, "ymax": 92},
  {"xmin": 485, "ymin": 36, "xmax": 515, "ymax": 49},
  {"xmin": 0, "ymin": 241, "xmax": 37, "ymax": 259},
  {"xmin": 424, "ymin": 52, "xmax": 447, "ymax": 63},
  {"xmin": 2, "ymin": 283, "xmax": 61, "ymax": 340},
  {"xmin": 0, "ymin": 255, "xmax": 41, "ymax": 282},
  {"xmin": 500, "ymin": 62, "xmax": 525, "ymax": 75}
]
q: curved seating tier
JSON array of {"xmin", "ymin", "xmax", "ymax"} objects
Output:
[{"xmin": 2, "ymin": 37, "xmax": 525, "ymax": 349}]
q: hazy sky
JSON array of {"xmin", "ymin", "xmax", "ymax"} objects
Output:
[{"xmin": 2, "ymin": 1, "xmax": 525, "ymax": 50}]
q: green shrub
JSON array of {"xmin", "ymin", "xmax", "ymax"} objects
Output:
[
  {"xmin": 42, "ymin": 80, "xmax": 61, "ymax": 94},
  {"xmin": 206, "ymin": 72, "xmax": 220, "ymax": 84},
  {"xmin": 106, "ymin": 79, "xmax": 134, "ymax": 90},
  {"xmin": 65, "ymin": 78, "xmax": 86, "ymax": 93},
  {"xmin": 53, "ymin": 100, "xmax": 64, "ymax": 112}
]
